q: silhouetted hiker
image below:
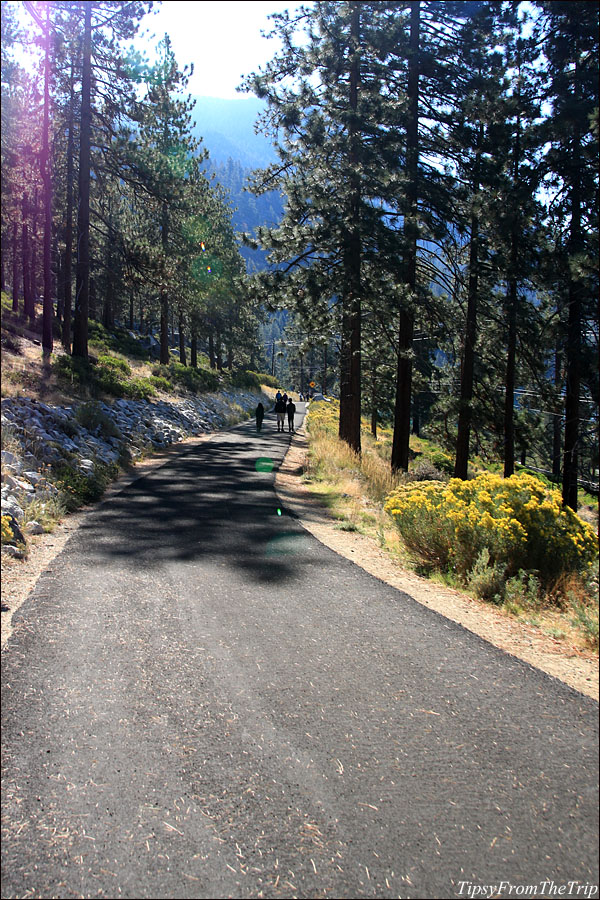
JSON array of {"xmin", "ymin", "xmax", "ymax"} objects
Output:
[
  {"xmin": 255, "ymin": 402, "xmax": 265, "ymax": 432},
  {"xmin": 287, "ymin": 398, "xmax": 296, "ymax": 433},
  {"xmin": 275, "ymin": 395, "xmax": 287, "ymax": 432}
]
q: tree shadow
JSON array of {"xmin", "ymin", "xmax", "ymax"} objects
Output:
[{"xmin": 73, "ymin": 415, "xmax": 313, "ymax": 584}]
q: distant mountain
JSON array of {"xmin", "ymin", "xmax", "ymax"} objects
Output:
[
  {"xmin": 189, "ymin": 96, "xmax": 283, "ymax": 272},
  {"xmin": 190, "ymin": 95, "xmax": 277, "ymax": 169}
]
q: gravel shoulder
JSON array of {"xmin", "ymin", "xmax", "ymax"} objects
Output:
[{"xmin": 2, "ymin": 424, "xmax": 598, "ymax": 701}]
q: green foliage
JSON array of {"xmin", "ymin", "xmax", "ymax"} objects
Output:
[
  {"xmin": 249, "ymin": 371, "xmax": 278, "ymax": 388},
  {"xmin": 97, "ymin": 354, "xmax": 132, "ymax": 376},
  {"xmin": 423, "ymin": 449, "xmax": 455, "ymax": 476},
  {"xmin": 54, "ymin": 460, "xmax": 119, "ymax": 511},
  {"xmin": 75, "ymin": 402, "xmax": 122, "ymax": 439},
  {"xmin": 151, "ymin": 362, "xmax": 220, "ymax": 394},
  {"xmin": 55, "ymin": 353, "xmax": 155, "ymax": 401},
  {"xmin": 570, "ymin": 597, "xmax": 599, "ymax": 650},
  {"xmin": 229, "ymin": 370, "xmax": 261, "ymax": 391},
  {"xmin": 88, "ymin": 321, "xmax": 151, "ymax": 360},
  {"xmin": 467, "ymin": 548, "xmax": 506, "ymax": 604},
  {"xmin": 148, "ymin": 375, "xmax": 173, "ymax": 392}
]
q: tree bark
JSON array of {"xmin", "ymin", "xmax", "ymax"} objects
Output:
[
  {"xmin": 73, "ymin": 1, "xmax": 92, "ymax": 359},
  {"xmin": 179, "ymin": 311, "xmax": 187, "ymax": 366},
  {"xmin": 454, "ymin": 210, "xmax": 479, "ymax": 480},
  {"xmin": 12, "ymin": 221, "xmax": 19, "ymax": 313},
  {"xmin": 454, "ymin": 122, "xmax": 483, "ymax": 481},
  {"xmin": 503, "ymin": 274, "xmax": 517, "ymax": 477},
  {"xmin": 62, "ymin": 58, "xmax": 76, "ymax": 352},
  {"xmin": 561, "ymin": 103, "xmax": 583, "ymax": 510},
  {"xmin": 338, "ymin": 3, "xmax": 362, "ymax": 455},
  {"xmin": 22, "ymin": 194, "xmax": 33, "ymax": 321},
  {"xmin": 41, "ymin": 1, "xmax": 53, "ymax": 357},
  {"xmin": 391, "ymin": 1, "xmax": 420, "ymax": 471}
]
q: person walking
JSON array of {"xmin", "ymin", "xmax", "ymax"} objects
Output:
[
  {"xmin": 255, "ymin": 402, "xmax": 265, "ymax": 432},
  {"xmin": 275, "ymin": 395, "xmax": 287, "ymax": 432},
  {"xmin": 287, "ymin": 397, "xmax": 296, "ymax": 433}
]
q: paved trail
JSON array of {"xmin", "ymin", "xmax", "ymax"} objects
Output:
[{"xmin": 1, "ymin": 406, "xmax": 598, "ymax": 899}]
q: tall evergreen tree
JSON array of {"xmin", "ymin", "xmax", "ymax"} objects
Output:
[
  {"xmin": 244, "ymin": 1, "xmax": 407, "ymax": 454},
  {"xmin": 538, "ymin": 0, "xmax": 599, "ymax": 508}
]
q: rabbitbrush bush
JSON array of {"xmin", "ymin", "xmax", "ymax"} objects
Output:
[{"xmin": 384, "ymin": 472, "xmax": 598, "ymax": 587}]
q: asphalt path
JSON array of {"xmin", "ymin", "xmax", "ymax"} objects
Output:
[{"xmin": 1, "ymin": 404, "xmax": 598, "ymax": 900}]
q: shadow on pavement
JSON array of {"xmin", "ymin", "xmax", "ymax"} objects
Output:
[{"xmin": 74, "ymin": 415, "xmax": 315, "ymax": 584}]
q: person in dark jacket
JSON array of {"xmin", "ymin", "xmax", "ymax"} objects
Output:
[
  {"xmin": 287, "ymin": 398, "xmax": 296, "ymax": 433},
  {"xmin": 255, "ymin": 402, "xmax": 265, "ymax": 432},
  {"xmin": 275, "ymin": 395, "xmax": 287, "ymax": 432}
]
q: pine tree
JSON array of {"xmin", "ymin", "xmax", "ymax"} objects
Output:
[
  {"xmin": 244, "ymin": 1, "xmax": 408, "ymax": 454},
  {"xmin": 538, "ymin": 0, "xmax": 599, "ymax": 508}
]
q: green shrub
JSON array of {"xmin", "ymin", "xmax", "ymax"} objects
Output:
[
  {"xmin": 124, "ymin": 377, "xmax": 155, "ymax": 400},
  {"xmin": 75, "ymin": 401, "xmax": 122, "ymax": 439},
  {"xmin": 88, "ymin": 321, "xmax": 150, "ymax": 360},
  {"xmin": 54, "ymin": 460, "xmax": 118, "ymax": 511},
  {"xmin": 385, "ymin": 472, "xmax": 598, "ymax": 589},
  {"xmin": 97, "ymin": 354, "xmax": 131, "ymax": 376},
  {"xmin": 247, "ymin": 371, "xmax": 278, "ymax": 388},
  {"xmin": 148, "ymin": 375, "xmax": 173, "ymax": 392},
  {"xmin": 230, "ymin": 369, "xmax": 261, "ymax": 390},
  {"xmin": 570, "ymin": 597, "xmax": 599, "ymax": 650},
  {"xmin": 54, "ymin": 354, "xmax": 94, "ymax": 388},
  {"xmin": 467, "ymin": 548, "xmax": 506, "ymax": 603},
  {"xmin": 424, "ymin": 449, "xmax": 455, "ymax": 475},
  {"xmin": 151, "ymin": 362, "xmax": 220, "ymax": 394}
]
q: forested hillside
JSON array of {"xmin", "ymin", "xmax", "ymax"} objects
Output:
[{"xmin": 1, "ymin": 0, "xmax": 598, "ymax": 511}]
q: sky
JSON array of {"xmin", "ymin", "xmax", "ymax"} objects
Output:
[{"xmin": 139, "ymin": 1, "xmax": 308, "ymax": 99}]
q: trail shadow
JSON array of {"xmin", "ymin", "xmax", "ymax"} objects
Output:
[{"xmin": 74, "ymin": 410, "xmax": 313, "ymax": 584}]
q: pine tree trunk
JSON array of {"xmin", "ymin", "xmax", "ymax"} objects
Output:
[
  {"xmin": 41, "ymin": 2, "xmax": 53, "ymax": 357},
  {"xmin": 454, "ymin": 123, "xmax": 483, "ymax": 481},
  {"xmin": 552, "ymin": 344, "xmax": 562, "ymax": 482},
  {"xmin": 190, "ymin": 334, "xmax": 198, "ymax": 368},
  {"xmin": 179, "ymin": 312, "xmax": 186, "ymax": 366},
  {"xmin": 159, "ymin": 199, "xmax": 170, "ymax": 365},
  {"xmin": 503, "ymin": 275, "xmax": 517, "ymax": 478},
  {"xmin": 454, "ymin": 212, "xmax": 479, "ymax": 480},
  {"xmin": 338, "ymin": 4, "xmax": 362, "ymax": 455},
  {"xmin": 160, "ymin": 295, "xmax": 169, "ymax": 365},
  {"xmin": 391, "ymin": 2, "xmax": 420, "ymax": 472},
  {"xmin": 12, "ymin": 221, "xmax": 19, "ymax": 313},
  {"xmin": 209, "ymin": 333, "xmax": 216, "ymax": 369},
  {"xmin": 30, "ymin": 191, "xmax": 38, "ymax": 320},
  {"xmin": 129, "ymin": 286, "xmax": 134, "ymax": 330},
  {"xmin": 73, "ymin": 2, "xmax": 92, "ymax": 359},
  {"xmin": 371, "ymin": 373, "xmax": 377, "ymax": 439},
  {"xmin": 62, "ymin": 60, "xmax": 75, "ymax": 352},
  {"xmin": 562, "ymin": 122, "xmax": 583, "ymax": 510},
  {"xmin": 22, "ymin": 195, "xmax": 33, "ymax": 321}
]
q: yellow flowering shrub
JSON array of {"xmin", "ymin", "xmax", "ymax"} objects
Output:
[
  {"xmin": 1, "ymin": 515, "xmax": 14, "ymax": 544},
  {"xmin": 385, "ymin": 472, "xmax": 597, "ymax": 584}
]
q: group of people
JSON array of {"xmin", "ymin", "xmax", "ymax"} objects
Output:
[{"xmin": 254, "ymin": 391, "xmax": 297, "ymax": 433}]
